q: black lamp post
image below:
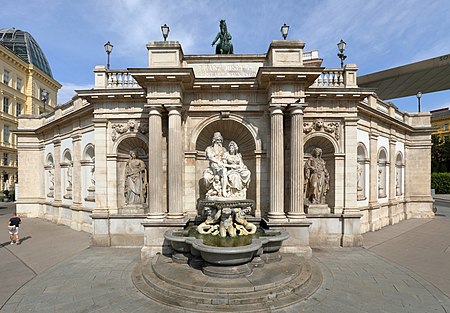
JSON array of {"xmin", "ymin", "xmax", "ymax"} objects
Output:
[
  {"xmin": 104, "ymin": 41, "xmax": 113, "ymax": 70},
  {"xmin": 416, "ymin": 91, "xmax": 422, "ymax": 112},
  {"xmin": 280, "ymin": 24, "xmax": 289, "ymax": 40},
  {"xmin": 337, "ymin": 39, "xmax": 347, "ymax": 68},
  {"xmin": 40, "ymin": 89, "xmax": 49, "ymax": 114},
  {"xmin": 161, "ymin": 24, "xmax": 170, "ymax": 41}
]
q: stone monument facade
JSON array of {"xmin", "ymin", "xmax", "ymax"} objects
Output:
[{"xmin": 15, "ymin": 36, "xmax": 434, "ymax": 255}]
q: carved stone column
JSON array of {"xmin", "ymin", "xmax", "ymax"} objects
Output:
[
  {"xmin": 287, "ymin": 104, "xmax": 306, "ymax": 219},
  {"xmin": 148, "ymin": 106, "xmax": 166, "ymax": 219},
  {"xmin": 268, "ymin": 106, "xmax": 285, "ymax": 219},
  {"xmin": 167, "ymin": 106, "xmax": 184, "ymax": 219}
]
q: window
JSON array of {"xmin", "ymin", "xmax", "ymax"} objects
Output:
[
  {"xmin": 16, "ymin": 78, "xmax": 22, "ymax": 91},
  {"xmin": 3, "ymin": 70, "xmax": 9, "ymax": 85},
  {"xmin": 444, "ymin": 124, "xmax": 449, "ymax": 131},
  {"xmin": 3, "ymin": 153, "xmax": 8, "ymax": 166},
  {"xmin": 4, "ymin": 125, "xmax": 9, "ymax": 144},
  {"xmin": 3, "ymin": 97, "xmax": 9, "ymax": 114},
  {"xmin": 16, "ymin": 103, "xmax": 22, "ymax": 117},
  {"xmin": 445, "ymin": 135, "xmax": 449, "ymax": 143}
]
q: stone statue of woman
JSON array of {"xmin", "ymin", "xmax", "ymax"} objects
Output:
[
  {"xmin": 124, "ymin": 150, "xmax": 147, "ymax": 205},
  {"xmin": 304, "ymin": 148, "xmax": 329, "ymax": 204},
  {"xmin": 223, "ymin": 141, "xmax": 251, "ymax": 199}
]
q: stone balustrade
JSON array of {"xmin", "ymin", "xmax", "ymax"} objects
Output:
[
  {"xmin": 303, "ymin": 50, "xmax": 319, "ymax": 60},
  {"xmin": 94, "ymin": 66, "xmax": 140, "ymax": 89},
  {"xmin": 107, "ymin": 71, "xmax": 139, "ymax": 88},
  {"xmin": 312, "ymin": 69, "xmax": 345, "ymax": 87},
  {"xmin": 312, "ymin": 64, "xmax": 359, "ymax": 88}
]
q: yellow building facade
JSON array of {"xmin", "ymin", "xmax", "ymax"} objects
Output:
[
  {"xmin": 0, "ymin": 28, "xmax": 61, "ymax": 194},
  {"xmin": 431, "ymin": 107, "xmax": 450, "ymax": 142}
]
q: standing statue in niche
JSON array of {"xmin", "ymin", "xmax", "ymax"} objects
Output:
[
  {"xmin": 47, "ymin": 166, "xmax": 54, "ymax": 197},
  {"xmin": 124, "ymin": 150, "xmax": 148, "ymax": 205},
  {"xmin": 304, "ymin": 148, "xmax": 329, "ymax": 204},
  {"xmin": 211, "ymin": 19, "xmax": 234, "ymax": 54}
]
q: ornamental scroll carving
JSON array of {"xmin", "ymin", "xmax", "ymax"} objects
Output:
[
  {"xmin": 303, "ymin": 119, "xmax": 340, "ymax": 140},
  {"xmin": 111, "ymin": 120, "xmax": 149, "ymax": 141}
]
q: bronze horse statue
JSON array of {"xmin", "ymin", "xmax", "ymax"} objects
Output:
[{"xmin": 212, "ymin": 20, "xmax": 234, "ymax": 54}]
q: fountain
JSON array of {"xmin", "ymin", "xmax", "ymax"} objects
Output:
[{"xmin": 133, "ymin": 132, "xmax": 322, "ymax": 312}]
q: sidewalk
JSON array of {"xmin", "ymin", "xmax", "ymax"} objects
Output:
[{"xmin": 0, "ymin": 202, "xmax": 449, "ymax": 312}]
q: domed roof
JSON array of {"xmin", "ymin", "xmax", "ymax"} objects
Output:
[{"xmin": 0, "ymin": 28, "xmax": 53, "ymax": 78}]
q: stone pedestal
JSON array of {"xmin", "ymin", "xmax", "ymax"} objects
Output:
[
  {"xmin": 306, "ymin": 204, "xmax": 330, "ymax": 214},
  {"xmin": 121, "ymin": 204, "xmax": 146, "ymax": 214},
  {"xmin": 262, "ymin": 219, "xmax": 312, "ymax": 258},
  {"xmin": 84, "ymin": 185, "xmax": 95, "ymax": 202},
  {"xmin": 141, "ymin": 217, "xmax": 190, "ymax": 264},
  {"xmin": 341, "ymin": 213, "xmax": 364, "ymax": 247}
]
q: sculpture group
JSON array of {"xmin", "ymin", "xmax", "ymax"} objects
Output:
[
  {"xmin": 203, "ymin": 132, "xmax": 250, "ymax": 200},
  {"xmin": 198, "ymin": 132, "xmax": 255, "ymax": 238}
]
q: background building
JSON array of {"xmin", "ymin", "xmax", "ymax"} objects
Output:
[
  {"xmin": 0, "ymin": 28, "xmax": 61, "ymax": 195},
  {"xmin": 431, "ymin": 107, "xmax": 450, "ymax": 142}
]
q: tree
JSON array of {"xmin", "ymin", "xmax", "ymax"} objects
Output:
[{"xmin": 431, "ymin": 135, "xmax": 450, "ymax": 173}]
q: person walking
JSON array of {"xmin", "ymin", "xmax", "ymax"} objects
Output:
[{"xmin": 8, "ymin": 213, "xmax": 21, "ymax": 245}]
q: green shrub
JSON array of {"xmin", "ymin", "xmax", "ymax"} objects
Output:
[{"xmin": 431, "ymin": 173, "xmax": 450, "ymax": 194}]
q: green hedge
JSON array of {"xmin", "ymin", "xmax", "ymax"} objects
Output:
[{"xmin": 431, "ymin": 173, "xmax": 450, "ymax": 194}]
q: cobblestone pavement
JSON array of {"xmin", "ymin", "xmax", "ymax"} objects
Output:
[{"xmin": 1, "ymin": 199, "xmax": 450, "ymax": 312}]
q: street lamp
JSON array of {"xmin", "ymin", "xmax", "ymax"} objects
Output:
[
  {"xmin": 161, "ymin": 24, "xmax": 170, "ymax": 41},
  {"xmin": 337, "ymin": 39, "xmax": 347, "ymax": 68},
  {"xmin": 280, "ymin": 23, "xmax": 289, "ymax": 40},
  {"xmin": 104, "ymin": 41, "xmax": 113, "ymax": 70},
  {"xmin": 416, "ymin": 91, "xmax": 422, "ymax": 112},
  {"xmin": 40, "ymin": 89, "xmax": 49, "ymax": 114}
]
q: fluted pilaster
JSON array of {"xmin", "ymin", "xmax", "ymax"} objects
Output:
[
  {"xmin": 167, "ymin": 106, "xmax": 184, "ymax": 218},
  {"xmin": 148, "ymin": 106, "xmax": 166, "ymax": 219},
  {"xmin": 72, "ymin": 133, "xmax": 82, "ymax": 207},
  {"xmin": 268, "ymin": 107, "xmax": 285, "ymax": 219},
  {"xmin": 54, "ymin": 139, "xmax": 62, "ymax": 204},
  {"xmin": 287, "ymin": 105, "xmax": 306, "ymax": 219},
  {"xmin": 369, "ymin": 133, "xmax": 379, "ymax": 205}
]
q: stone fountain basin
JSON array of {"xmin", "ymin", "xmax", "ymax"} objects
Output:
[
  {"xmin": 260, "ymin": 229, "xmax": 289, "ymax": 253},
  {"xmin": 164, "ymin": 229, "xmax": 289, "ymax": 266},
  {"xmin": 192, "ymin": 238, "xmax": 263, "ymax": 266},
  {"xmin": 164, "ymin": 229, "xmax": 195, "ymax": 253}
]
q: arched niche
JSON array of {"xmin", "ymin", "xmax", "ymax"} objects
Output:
[
  {"xmin": 377, "ymin": 148, "xmax": 388, "ymax": 198},
  {"xmin": 82, "ymin": 144, "xmax": 95, "ymax": 203},
  {"xmin": 357, "ymin": 143, "xmax": 368, "ymax": 200},
  {"xmin": 191, "ymin": 118, "xmax": 259, "ymax": 213},
  {"xmin": 45, "ymin": 153, "xmax": 54, "ymax": 199},
  {"xmin": 115, "ymin": 136, "xmax": 149, "ymax": 212},
  {"xmin": 61, "ymin": 149, "xmax": 73, "ymax": 200},
  {"xmin": 83, "ymin": 144, "xmax": 95, "ymax": 161},
  {"xmin": 304, "ymin": 135, "xmax": 337, "ymax": 210},
  {"xmin": 395, "ymin": 152, "xmax": 404, "ymax": 196}
]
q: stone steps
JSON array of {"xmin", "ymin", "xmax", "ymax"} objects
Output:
[{"xmin": 132, "ymin": 254, "xmax": 322, "ymax": 312}]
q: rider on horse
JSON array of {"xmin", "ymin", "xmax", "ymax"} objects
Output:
[{"xmin": 212, "ymin": 20, "xmax": 234, "ymax": 54}]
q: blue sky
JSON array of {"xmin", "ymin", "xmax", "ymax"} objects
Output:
[{"xmin": 3, "ymin": 0, "xmax": 450, "ymax": 112}]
